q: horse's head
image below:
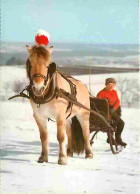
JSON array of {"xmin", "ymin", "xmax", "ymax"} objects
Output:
[{"xmin": 26, "ymin": 45, "xmax": 54, "ymax": 97}]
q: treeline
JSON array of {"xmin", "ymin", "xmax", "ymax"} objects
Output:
[{"xmin": 6, "ymin": 57, "xmax": 25, "ymax": 65}]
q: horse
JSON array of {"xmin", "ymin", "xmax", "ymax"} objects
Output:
[{"xmin": 26, "ymin": 44, "xmax": 93, "ymax": 165}]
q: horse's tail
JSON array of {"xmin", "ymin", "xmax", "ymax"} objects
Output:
[{"xmin": 71, "ymin": 116, "xmax": 85, "ymax": 154}]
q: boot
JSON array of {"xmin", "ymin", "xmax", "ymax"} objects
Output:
[{"xmin": 115, "ymin": 135, "xmax": 127, "ymax": 147}]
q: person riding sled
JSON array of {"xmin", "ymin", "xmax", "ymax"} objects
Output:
[{"xmin": 97, "ymin": 78, "xmax": 127, "ymax": 147}]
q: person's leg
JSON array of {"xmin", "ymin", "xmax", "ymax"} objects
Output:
[
  {"xmin": 115, "ymin": 117, "xmax": 124, "ymax": 136},
  {"xmin": 115, "ymin": 118, "xmax": 127, "ymax": 146}
]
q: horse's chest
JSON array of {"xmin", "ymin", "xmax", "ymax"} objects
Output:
[{"xmin": 31, "ymin": 102, "xmax": 57, "ymax": 120}]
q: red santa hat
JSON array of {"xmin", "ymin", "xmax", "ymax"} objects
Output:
[{"xmin": 35, "ymin": 29, "xmax": 50, "ymax": 46}]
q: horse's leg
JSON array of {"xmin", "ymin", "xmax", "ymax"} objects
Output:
[
  {"xmin": 34, "ymin": 114, "xmax": 49, "ymax": 163},
  {"xmin": 77, "ymin": 113, "xmax": 93, "ymax": 159},
  {"xmin": 57, "ymin": 118, "xmax": 67, "ymax": 165},
  {"xmin": 66, "ymin": 120, "xmax": 73, "ymax": 157}
]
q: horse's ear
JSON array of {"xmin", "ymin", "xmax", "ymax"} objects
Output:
[
  {"xmin": 26, "ymin": 45, "xmax": 32, "ymax": 53},
  {"xmin": 47, "ymin": 46, "xmax": 53, "ymax": 54}
]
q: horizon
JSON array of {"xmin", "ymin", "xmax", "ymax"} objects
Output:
[{"xmin": 1, "ymin": 41, "xmax": 139, "ymax": 46}]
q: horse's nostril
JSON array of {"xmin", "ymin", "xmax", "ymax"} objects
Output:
[
  {"xmin": 40, "ymin": 87, "xmax": 45, "ymax": 92},
  {"xmin": 32, "ymin": 86, "xmax": 45, "ymax": 95},
  {"xmin": 33, "ymin": 86, "xmax": 37, "ymax": 92}
]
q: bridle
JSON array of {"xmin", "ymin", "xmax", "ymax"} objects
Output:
[
  {"xmin": 27, "ymin": 58, "xmax": 57, "ymax": 87},
  {"xmin": 28, "ymin": 62, "xmax": 48, "ymax": 86},
  {"xmin": 31, "ymin": 72, "xmax": 49, "ymax": 86}
]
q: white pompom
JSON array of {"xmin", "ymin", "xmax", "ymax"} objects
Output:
[{"xmin": 37, "ymin": 29, "xmax": 50, "ymax": 41}]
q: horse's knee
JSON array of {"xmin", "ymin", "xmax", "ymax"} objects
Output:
[
  {"xmin": 57, "ymin": 120, "xmax": 65, "ymax": 128},
  {"xmin": 57, "ymin": 120, "xmax": 66, "ymax": 142},
  {"xmin": 40, "ymin": 131, "xmax": 48, "ymax": 141},
  {"xmin": 57, "ymin": 132, "xmax": 65, "ymax": 143}
]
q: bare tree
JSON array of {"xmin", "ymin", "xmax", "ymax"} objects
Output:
[
  {"xmin": 117, "ymin": 77, "xmax": 128, "ymax": 106},
  {"xmin": 125, "ymin": 80, "xmax": 139, "ymax": 108},
  {"xmin": 117, "ymin": 76, "xmax": 139, "ymax": 108},
  {"xmin": 13, "ymin": 80, "xmax": 24, "ymax": 94}
]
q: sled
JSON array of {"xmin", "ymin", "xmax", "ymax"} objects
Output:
[
  {"xmin": 89, "ymin": 97, "xmax": 119, "ymax": 154},
  {"xmin": 70, "ymin": 96, "xmax": 120, "ymax": 154}
]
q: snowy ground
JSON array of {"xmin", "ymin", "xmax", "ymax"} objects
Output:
[
  {"xmin": 0, "ymin": 66, "xmax": 140, "ymax": 194},
  {"xmin": 0, "ymin": 101, "xmax": 140, "ymax": 194}
]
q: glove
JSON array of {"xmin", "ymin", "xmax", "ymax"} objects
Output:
[
  {"xmin": 116, "ymin": 106, "xmax": 121, "ymax": 117},
  {"xmin": 110, "ymin": 108, "xmax": 116, "ymax": 116},
  {"xmin": 110, "ymin": 108, "xmax": 120, "ymax": 121}
]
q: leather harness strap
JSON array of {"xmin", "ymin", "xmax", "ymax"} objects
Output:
[
  {"xmin": 8, "ymin": 62, "xmax": 119, "ymax": 154},
  {"xmin": 8, "ymin": 62, "xmax": 76, "ymax": 119},
  {"xmin": 58, "ymin": 71, "xmax": 77, "ymax": 119},
  {"xmin": 8, "ymin": 63, "xmax": 113, "ymax": 130}
]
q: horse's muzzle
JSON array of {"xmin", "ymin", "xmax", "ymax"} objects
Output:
[{"xmin": 32, "ymin": 86, "xmax": 45, "ymax": 96}]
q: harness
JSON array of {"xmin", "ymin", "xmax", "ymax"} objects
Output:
[
  {"xmin": 58, "ymin": 71, "xmax": 77, "ymax": 119},
  {"xmin": 9, "ymin": 62, "xmax": 112, "ymax": 129},
  {"xmin": 9, "ymin": 61, "xmax": 77, "ymax": 119},
  {"xmin": 9, "ymin": 62, "xmax": 119, "ymax": 154}
]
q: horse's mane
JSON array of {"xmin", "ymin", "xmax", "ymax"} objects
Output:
[{"xmin": 30, "ymin": 45, "xmax": 51, "ymax": 60}]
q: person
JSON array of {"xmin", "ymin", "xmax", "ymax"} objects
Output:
[{"xmin": 97, "ymin": 78, "xmax": 127, "ymax": 146}]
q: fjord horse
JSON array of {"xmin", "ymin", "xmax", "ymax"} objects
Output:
[{"xmin": 26, "ymin": 45, "xmax": 93, "ymax": 165}]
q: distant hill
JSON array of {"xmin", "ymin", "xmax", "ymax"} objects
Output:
[{"xmin": 0, "ymin": 42, "xmax": 139, "ymax": 71}]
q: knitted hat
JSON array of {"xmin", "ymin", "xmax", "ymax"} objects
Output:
[
  {"xmin": 105, "ymin": 78, "xmax": 116, "ymax": 85},
  {"xmin": 35, "ymin": 29, "xmax": 50, "ymax": 46}
]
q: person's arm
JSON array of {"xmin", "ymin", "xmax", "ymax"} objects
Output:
[
  {"xmin": 97, "ymin": 90, "xmax": 105, "ymax": 99},
  {"xmin": 113, "ymin": 91, "xmax": 120, "ymax": 110}
]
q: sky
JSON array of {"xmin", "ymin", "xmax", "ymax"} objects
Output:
[{"xmin": 1, "ymin": 0, "xmax": 139, "ymax": 44}]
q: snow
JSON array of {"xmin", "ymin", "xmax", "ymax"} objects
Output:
[
  {"xmin": 0, "ymin": 66, "xmax": 140, "ymax": 194},
  {"xmin": 0, "ymin": 66, "xmax": 139, "ymax": 98}
]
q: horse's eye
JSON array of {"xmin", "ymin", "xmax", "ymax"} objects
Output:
[{"xmin": 29, "ymin": 65, "xmax": 32, "ymax": 71}]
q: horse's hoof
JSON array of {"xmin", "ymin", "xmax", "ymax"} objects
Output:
[
  {"xmin": 85, "ymin": 152, "xmax": 93, "ymax": 159},
  {"xmin": 67, "ymin": 149, "xmax": 73, "ymax": 157},
  {"xmin": 67, "ymin": 153, "xmax": 73, "ymax": 157},
  {"xmin": 58, "ymin": 157, "xmax": 67, "ymax": 165},
  {"xmin": 38, "ymin": 155, "xmax": 48, "ymax": 163}
]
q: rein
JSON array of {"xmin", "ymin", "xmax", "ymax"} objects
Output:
[
  {"xmin": 8, "ymin": 63, "xmax": 119, "ymax": 154},
  {"xmin": 8, "ymin": 64, "xmax": 113, "ymax": 131},
  {"xmin": 56, "ymin": 88, "xmax": 113, "ymax": 131}
]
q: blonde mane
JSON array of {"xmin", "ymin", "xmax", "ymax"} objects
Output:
[{"xmin": 30, "ymin": 45, "xmax": 51, "ymax": 60}]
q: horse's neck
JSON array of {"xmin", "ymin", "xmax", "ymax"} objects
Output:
[{"xmin": 57, "ymin": 72, "xmax": 71, "ymax": 93}]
